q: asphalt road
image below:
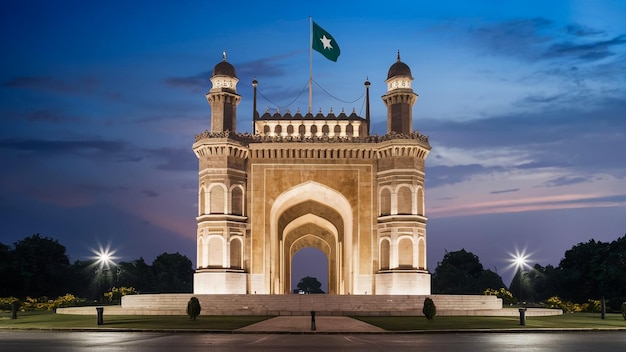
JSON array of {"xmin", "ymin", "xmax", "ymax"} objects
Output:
[{"xmin": 1, "ymin": 331, "xmax": 625, "ymax": 351}]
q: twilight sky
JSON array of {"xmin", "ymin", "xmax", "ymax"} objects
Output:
[{"xmin": 2, "ymin": 0, "xmax": 625, "ymax": 290}]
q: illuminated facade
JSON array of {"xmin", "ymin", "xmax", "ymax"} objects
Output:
[{"xmin": 193, "ymin": 53, "xmax": 431, "ymax": 295}]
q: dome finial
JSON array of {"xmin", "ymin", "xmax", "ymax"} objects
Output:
[
  {"xmin": 397, "ymin": 50, "xmax": 401, "ymax": 62},
  {"xmin": 223, "ymin": 50, "xmax": 227, "ymax": 61}
]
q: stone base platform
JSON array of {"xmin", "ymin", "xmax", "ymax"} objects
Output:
[{"xmin": 57, "ymin": 294, "xmax": 562, "ymax": 317}]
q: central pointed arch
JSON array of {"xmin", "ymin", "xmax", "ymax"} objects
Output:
[{"xmin": 270, "ymin": 181, "xmax": 353, "ymax": 294}]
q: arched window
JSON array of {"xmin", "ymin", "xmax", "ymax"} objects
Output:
[
  {"xmin": 199, "ymin": 186, "xmax": 206, "ymax": 215},
  {"xmin": 334, "ymin": 125, "xmax": 341, "ymax": 135},
  {"xmin": 380, "ymin": 239, "xmax": 390, "ymax": 270},
  {"xmin": 274, "ymin": 125, "xmax": 282, "ymax": 135},
  {"xmin": 418, "ymin": 238, "xmax": 426, "ymax": 270},
  {"xmin": 346, "ymin": 123, "xmax": 354, "ymax": 136},
  {"xmin": 197, "ymin": 236, "xmax": 204, "ymax": 268},
  {"xmin": 310, "ymin": 125, "xmax": 318, "ymax": 136},
  {"xmin": 208, "ymin": 236, "xmax": 223, "ymax": 267},
  {"xmin": 209, "ymin": 185, "xmax": 225, "ymax": 214},
  {"xmin": 298, "ymin": 124, "xmax": 306, "ymax": 136},
  {"xmin": 263, "ymin": 125, "xmax": 270, "ymax": 134},
  {"xmin": 230, "ymin": 237, "xmax": 242, "ymax": 269},
  {"xmin": 287, "ymin": 124, "xmax": 294, "ymax": 135},
  {"xmin": 398, "ymin": 237, "xmax": 413, "ymax": 269},
  {"xmin": 322, "ymin": 124, "xmax": 330, "ymax": 136},
  {"xmin": 231, "ymin": 186, "xmax": 243, "ymax": 215},
  {"xmin": 380, "ymin": 188, "xmax": 391, "ymax": 216},
  {"xmin": 417, "ymin": 187, "xmax": 425, "ymax": 215},
  {"xmin": 397, "ymin": 186, "xmax": 413, "ymax": 214}
]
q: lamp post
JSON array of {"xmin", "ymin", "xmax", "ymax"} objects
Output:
[{"xmin": 511, "ymin": 251, "xmax": 529, "ymax": 306}]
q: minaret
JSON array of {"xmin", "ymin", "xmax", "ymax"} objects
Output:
[
  {"xmin": 381, "ymin": 51, "xmax": 418, "ymax": 134},
  {"xmin": 206, "ymin": 51, "xmax": 241, "ymax": 132}
]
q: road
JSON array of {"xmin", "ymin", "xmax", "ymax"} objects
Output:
[{"xmin": 1, "ymin": 331, "xmax": 625, "ymax": 351}]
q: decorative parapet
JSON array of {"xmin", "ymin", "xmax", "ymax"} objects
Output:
[{"xmin": 194, "ymin": 130, "xmax": 429, "ymax": 147}]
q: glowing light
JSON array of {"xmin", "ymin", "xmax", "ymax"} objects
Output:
[
  {"xmin": 90, "ymin": 242, "xmax": 118, "ymax": 271},
  {"xmin": 504, "ymin": 247, "xmax": 533, "ymax": 273}
]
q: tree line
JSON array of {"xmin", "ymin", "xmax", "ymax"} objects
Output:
[
  {"xmin": 0, "ymin": 234, "xmax": 193, "ymax": 301},
  {"xmin": 432, "ymin": 234, "xmax": 626, "ymax": 311},
  {"xmin": 2, "ymin": 233, "xmax": 625, "ymax": 310}
]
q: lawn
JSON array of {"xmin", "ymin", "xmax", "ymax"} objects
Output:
[
  {"xmin": 0, "ymin": 311, "xmax": 272, "ymax": 330},
  {"xmin": 353, "ymin": 313, "xmax": 626, "ymax": 331},
  {"xmin": 1, "ymin": 311, "xmax": 625, "ymax": 332}
]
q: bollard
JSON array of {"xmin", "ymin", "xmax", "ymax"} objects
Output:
[
  {"xmin": 518, "ymin": 307, "xmax": 527, "ymax": 326},
  {"xmin": 310, "ymin": 310, "xmax": 316, "ymax": 331},
  {"xmin": 96, "ymin": 307, "xmax": 104, "ymax": 325},
  {"xmin": 11, "ymin": 301, "xmax": 19, "ymax": 319}
]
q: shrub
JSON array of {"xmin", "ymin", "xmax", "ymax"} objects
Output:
[
  {"xmin": 0, "ymin": 297, "xmax": 20, "ymax": 311},
  {"xmin": 542, "ymin": 296, "xmax": 584, "ymax": 313},
  {"xmin": 187, "ymin": 296, "xmax": 201, "ymax": 320},
  {"xmin": 422, "ymin": 297, "xmax": 436, "ymax": 320},
  {"xmin": 484, "ymin": 288, "xmax": 516, "ymax": 306},
  {"xmin": 104, "ymin": 287, "xmax": 138, "ymax": 304},
  {"xmin": 621, "ymin": 302, "xmax": 626, "ymax": 320},
  {"xmin": 16, "ymin": 294, "xmax": 85, "ymax": 311}
]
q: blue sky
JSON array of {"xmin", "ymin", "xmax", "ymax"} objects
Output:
[{"xmin": 1, "ymin": 0, "xmax": 625, "ymax": 289}]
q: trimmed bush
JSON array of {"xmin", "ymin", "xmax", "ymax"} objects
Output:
[
  {"xmin": 621, "ymin": 302, "xmax": 626, "ymax": 320},
  {"xmin": 423, "ymin": 297, "xmax": 436, "ymax": 320},
  {"xmin": 187, "ymin": 296, "xmax": 201, "ymax": 320}
]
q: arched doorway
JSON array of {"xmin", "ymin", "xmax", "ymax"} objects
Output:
[
  {"xmin": 291, "ymin": 247, "xmax": 328, "ymax": 293},
  {"xmin": 270, "ymin": 181, "xmax": 353, "ymax": 294}
]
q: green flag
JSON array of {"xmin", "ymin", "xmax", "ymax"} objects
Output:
[{"xmin": 312, "ymin": 21, "xmax": 340, "ymax": 62}]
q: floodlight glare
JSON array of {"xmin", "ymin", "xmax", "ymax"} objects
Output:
[{"xmin": 90, "ymin": 243, "xmax": 118, "ymax": 270}]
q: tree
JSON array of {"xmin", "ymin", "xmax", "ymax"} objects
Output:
[
  {"xmin": 0, "ymin": 242, "xmax": 20, "ymax": 297},
  {"xmin": 557, "ymin": 235, "xmax": 626, "ymax": 309},
  {"xmin": 152, "ymin": 252, "xmax": 193, "ymax": 293},
  {"xmin": 432, "ymin": 249, "xmax": 505, "ymax": 294},
  {"xmin": 296, "ymin": 276, "xmax": 324, "ymax": 294},
  {"xmin": 12, "ymin": 234, "xmax": 70, "ymax": 297},
  {"xmin": 187, "ymin": 297, "xmax": 201, "ymax": 320},
  {"xmin": 423, "ymin": 297, "xmax": 436, "ymax": 320},
  {"xmin": 116, "ymin": 257, "xmax": 154, "ymax": 292}
]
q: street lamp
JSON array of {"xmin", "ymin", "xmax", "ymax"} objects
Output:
[
  {"xmin": 90, "ymin": 243, "xmax": 118, "ymax": 271},
  {"xmin": 508, "ymin": 249, "xmax": 531, "ymax": 305}
]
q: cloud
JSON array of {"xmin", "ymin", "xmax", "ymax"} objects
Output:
[
  {"xmin": 25, "ymin": 109, "xmax": 82, "ymax": 123},
  {"xmin": 490, "ymin": 188, "xmax": 520, "ymax": 194},
  {"xmin": 469, "ymin": 17, "xmax": 553, "ymax": 60},
  {"xmin": 142, "ymin": 189, "xmax": 159, "ymax": 197},
  {"xmin": 164, "ymin": 51, "xmax": 300, "ymax": 97},
  {"xmin": 427, "ymin": 164, "xmax": 504, "ymax": 188},
  {"xmin": 565, "ymin": 24, "xmax": 606, "ymax": 37},
  {"xmin": 543, "ymin": 35, "xmax": 626, "ymax": 61},
  {"xmin": 163, "ymin": 70, "xmax": 211, "ymax": 93},
  {"xmin": 544, "ymin": 175, "xmax": 592, "ymax": 187},
  {"xmin": 429, "ymin": 192, "xmax": 626, "ymax": 218},
  {"xmin": 0, "ymin": 138, "xmax": 143, "ymax": 163},
  {"xmin": 469, "ymin": 18, "xmax": 626, "ymax": 64},
  {"xmin": 3, "ymin": 76, "xmax": 124, "ymax": 101},
  {"xmin": 145, "ymin": 147, "xmax": 197, "ymax": 171}
]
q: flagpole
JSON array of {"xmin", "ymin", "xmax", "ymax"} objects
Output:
[{"xmin": 309, "ymin": 16, "xmax": 313, "ymax": 113}]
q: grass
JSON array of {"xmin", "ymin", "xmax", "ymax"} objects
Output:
[
  {"xmin": 0, "ymin": 311, "xmax": 272, "ymax": 330},
  {"xmin": 353, "ymin": 313, "xmax": 626, "ymax": 331},
  {"xmin": 1, "ymin": 311, "xmax": 625, "ymax": 332}
]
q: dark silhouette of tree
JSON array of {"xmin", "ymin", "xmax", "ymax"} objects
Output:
[
  {"xmin": 152, "ymin": 252, "xmax": 193, "ymax": 293},
  {"xmin": 12, "ymin": 234, "xmax": 70, "ymax": 297},
  {"xmin": 296, "ymin": 276, "xmax": 324, "ymax": 293},
  {"xmin": 116, "ymin": 257, "xmax": 154, "ymax": 292},
  {"xmin": 432, "ymin": 249, "xmax": 505, "ymax": 294},
  {"xmin": 0, "ymin": 242, "xmax": 20, "ymax": 296}
]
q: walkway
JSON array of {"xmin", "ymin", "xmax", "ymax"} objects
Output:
[{"xmin": 236, "ymin": 316, "xmax": 386, "ymax": 333}]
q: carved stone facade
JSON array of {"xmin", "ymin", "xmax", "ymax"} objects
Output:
[{"xmin": 193, "ymin": 53, "xmax": 431, "ymax": 295}]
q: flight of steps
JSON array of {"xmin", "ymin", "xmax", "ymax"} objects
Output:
[{"xmin": 113, "ymin": 293, "xmax": 508, "ymax": 316}]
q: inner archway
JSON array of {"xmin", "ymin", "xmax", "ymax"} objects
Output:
[
  {"xmin": 291, "ymin": 247, "xmax": 328, "ymax": 293},
  {"xmin": 270, "ymin": 181, "xmax": 353, "ymax": 294}
]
